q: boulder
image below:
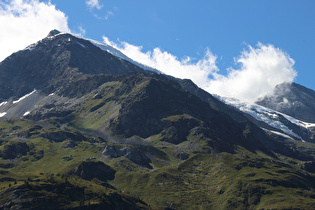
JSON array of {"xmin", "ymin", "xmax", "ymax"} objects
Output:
[{"xmin": 73, "ymin": 161, "xmax": 116, "ymax": 181}]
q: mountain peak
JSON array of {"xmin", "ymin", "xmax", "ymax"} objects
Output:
[{"xmin": 47, "ymin": 29, "xmax": 61, "ymax": 37}]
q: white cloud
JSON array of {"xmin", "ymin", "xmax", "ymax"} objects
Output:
[
  {"xmin": 102, "ymin": 37, "xmax": 297, "ymax": 103},
  {"xmin": 206, "ymin": 43, "xmax": 297, "ymax": 102},
  {"xmin": 93, "ymin": 6, "xmax": 118, "ymax": 20},
  {"xmin": 102, "ymin": 36, "xmax": 219, "ymax": 90},
  {"xmin": 78, "ymin": 26, "xmax": 86, "ymax": 37},
  {"xmin": 86, "ymin": 0, "xmax": 103, "ymax": 10},
  {"xmin": 0, "ymin": 0, "xmax": 70, "ymax": 62}
]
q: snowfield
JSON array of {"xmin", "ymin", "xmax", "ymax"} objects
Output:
[{"xmin": 216, "ymin": 95, "xmax": 313, "ymax": 141}]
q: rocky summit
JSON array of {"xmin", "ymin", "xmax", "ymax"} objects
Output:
[
  {"xmin": 0, "ymin": 30, "xmax": 314, "ymax": 209},
  {"xmin": 257, "ymin": 82, "xmax": 315, "ymax": 123}
]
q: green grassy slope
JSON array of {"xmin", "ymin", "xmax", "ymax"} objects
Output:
[{"xmin": 0, "ymin": 73, "xmax": 314, "ymax": 209}]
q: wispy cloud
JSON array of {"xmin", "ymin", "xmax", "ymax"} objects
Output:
[
  {"xmin": 102, "ymin": 37, "xmax": 297, "ymax": 103},
  {"xmin": 86, "ymin": 0, "xmax": 103, "ymax": 10},
  {"xmin": 78, "ymin": 26, "xmax": 86, "ymax": 37},
  {"xmin": 93, "ymin": 6, "xmax": 118, "ymax": 21},
  {"xmin": 105, "ymin": 10, "xmax": 114, "ymax": 20},
  {"xmin": 0, "ymin": 0, "xmax": 70, "ymax": 62}
]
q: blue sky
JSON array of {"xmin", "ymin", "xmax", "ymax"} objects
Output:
[
  {"xmin": 51, "ymin": 0, "xmax": 315, "ymax": 87},
  {"xmin": 1, "ymin": 0, "xmax": 314, "ymax": 101}
]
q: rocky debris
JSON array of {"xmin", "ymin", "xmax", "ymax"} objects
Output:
[{"xmin": 73, "ymin": 161, "xmax": 116, "ymax": 181}]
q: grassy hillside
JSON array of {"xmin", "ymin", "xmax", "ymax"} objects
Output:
[{"xmin": 0, "ymin": 73, "xmax": 314, "ymax": 209}]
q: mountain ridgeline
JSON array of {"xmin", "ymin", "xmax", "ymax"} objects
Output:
[
  {"xmin": 0, "ymin": 30, "xmax": 143, "ymax": 101},
  {"xmin": 0, "ymin": 30, "xmax": 314, "ymax": 209}
]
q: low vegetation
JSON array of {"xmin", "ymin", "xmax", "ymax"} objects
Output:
[{"xmin": 0, "ymin": 73, "xmax": 314, "ymax": 209}]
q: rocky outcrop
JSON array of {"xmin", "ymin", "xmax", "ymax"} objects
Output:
[
  {"xmin": 73, "ymin": 161, "xmax": 116, "ymax": 181},
  {"xmin": 0, "ymin": 142, "xmax": 29, "ymax": 159},
  {"xmin": 161, "ymin": 116, "xmax": 201, "ymax": 144},
  {"xmin": 102, "ymin": 145, "xmax": 152, "ymax": 168}
]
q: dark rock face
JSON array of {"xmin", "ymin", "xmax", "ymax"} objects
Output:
[
  {"xmin": 0, "ymin": 142, "xmax": 29, "ymax": 159},
  {"xmin": 257, "ymin": 82, "xmax": 315, "ymax": 123},
  {"xmin": 111, "ymin": 77, "xmax": 218, "ymax": 139},
  {"xmin": 177, "ymin": 78, "xmax": 250, "ymax": 123},
  {"xmin": 0, "ymin": 30, "xmax": 143, "ymax": 100},
  {"xmin": 73, "ymin": 161, "xmax": 116, "ymax": 181},
  {"xmin": 161, "ymin": 117, "xmax": 201, "ymax": 144},
  {"xmin": 302, "ymin": 161, "xmax": 315, "ymax": 173}
]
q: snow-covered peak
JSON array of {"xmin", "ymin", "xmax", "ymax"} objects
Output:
[{"xmin": 216, "ymin": 95, "xmax": 315, "ymax": 142}]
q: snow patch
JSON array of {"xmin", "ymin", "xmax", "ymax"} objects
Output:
[
  {"xmin": 0, "ymin": 101, "xmax": 8, "ymax": 107},
  {"xmin": 76, "ymin": 42, "xmax": 86, "ymax": 48},
  {"xmin": 263, "ymin": 128, "xmax": 294, "ymax": 140},
  {"xmin": 47, "ymin": 32, "xmax": 67, "ymax": 39},
  {"xmin": 24, "ymin": 42, "xmax": 38, "ymax": 51},
  {"xmin": 280, "ymin": 113, "xmax": 315, "ymax": 128},
  {"xmin": 13, "ymin": 89, "xmax": 37, "ymax": 104},
  {"xmin": 217, "ymin": 96, "xmax": 304, "ymax": 140},
  {"xmin": 23, "ymin": 111, "xmax": 31, "ymax": 116},
  {"xmin": 0, "ymin": 112, "xmax": 6, "ymax": 117}
]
